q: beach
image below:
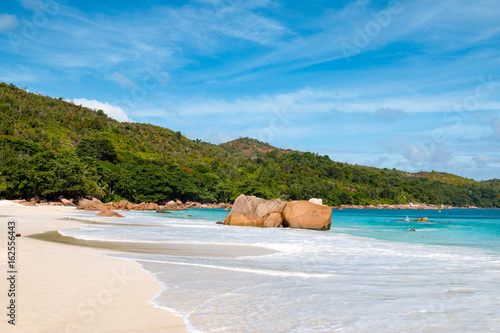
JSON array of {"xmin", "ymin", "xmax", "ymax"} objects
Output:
[
  {"xmin": 0, "ymin": 202, "xmax": 187, "ymax": 333},
  {"xmin": 2, "ymin": 202, "xmax": 499, "ymax": 332}
]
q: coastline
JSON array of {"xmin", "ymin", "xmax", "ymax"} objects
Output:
[
  {"xmin": 0, "ymin": 203, "xmax": 188, "ymax": 333},
  {"xmin": 333, "ymin": 203, "xmax": 489, "ymax": 210},
  {"xmin": 11, "ymin": 198, "xmax": 495, "ymax": 213}
]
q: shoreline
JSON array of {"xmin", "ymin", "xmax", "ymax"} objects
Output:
[
  {"xmin": 30, "ymin": 229, "xmax": 275, "ymax": 257},
  {"xmin": 333, "ymin": 204, "xmax": 494, "ymax": 210},
  {"xmin": 0, "ymin": 203, "xmax": 188, "ymax": 332}
]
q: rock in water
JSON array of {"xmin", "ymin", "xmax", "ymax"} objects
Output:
[
  {"xmin": 413, "ymin": 217, "xmax": 429, "ymax": 222},
  {"xmin": 145, "ymin": 202, "xmax": 159, "ymax": 210},
  {"xmin": 224, "ymin": 194, "xmax": 286, "ymax": 228},
  {"xmin": 58, "ymin": 197, "xmax": 75, "ymax": 206},
  {"xmin": 224, "ymin": 194, "xmax": 332, "ymax": 231},
  {"xmin": 308, "ymin": 198, "xmax": 323, "ymax": 205},
  {"xmin": 76, "ymin": 197, "xmax": 106, "ymax": 211},
  {"xmin": 282, "ymin": 201, "xmax": 332, "ymax": 230},
  {"xmin": 96, "ymin": 209, "xmax": 125, "ymax": 218}
]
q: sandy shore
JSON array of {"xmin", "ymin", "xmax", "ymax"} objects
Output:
[{"xmin": 0, "ymin": 203, "xmax": 188, "ymax": 333}]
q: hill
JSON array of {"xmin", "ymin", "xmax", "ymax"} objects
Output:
[
  {"xmin": 1, "ymin": 82, "xmax": 499, "ymax": 207},
  {"xmin": 220, "ymin": 137, "xmax": 292, "ymax": 157},
  {"xmin": 407, "ymin": 172, "xmax": 476, "ymax": 185}
]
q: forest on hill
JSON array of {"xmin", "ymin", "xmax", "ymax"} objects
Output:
[{"xmin": 1, "ymin": 82, "xmax": 499, "ymax": 207}]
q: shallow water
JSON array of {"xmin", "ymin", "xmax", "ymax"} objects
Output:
[{"xmin": 62, "ymin": 208, "xmax": 500, "ymax": 332}]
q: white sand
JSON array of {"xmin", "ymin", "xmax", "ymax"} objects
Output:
[
  {"xmin": 0, "ymin": 204, "xmax": 187, "ymax": 333},
  {"xmin": 0, "ymin": 200, "xmax": 26, "ymax": 207}
]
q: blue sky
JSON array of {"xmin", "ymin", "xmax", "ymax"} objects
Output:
[{"xmin": 1, "ymin": 0, "xmax": 500, "ymax": 180}]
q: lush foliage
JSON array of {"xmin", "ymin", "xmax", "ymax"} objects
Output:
[{"xmin": 1, "ymin": 82, "xmax": 499, "ymax": 207}]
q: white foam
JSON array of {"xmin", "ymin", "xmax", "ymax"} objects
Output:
[
  {"xmin": 136, "ymin": 258, "xmax": 333, "ymax": 278},
  {"xmin": 65, "ymin": 210, "xmax": 500, "ymax": 332}
]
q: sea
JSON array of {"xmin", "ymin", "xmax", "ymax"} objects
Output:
[{"xmin": 60, "ymin": 208, "xmax": 500, "ymax": 332}]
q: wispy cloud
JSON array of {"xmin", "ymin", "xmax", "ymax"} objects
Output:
[
  {"xmin": 3, "ymin": 0, "xmax": 500, "ymax": 180},
  {"xmin": 375, "ymin": 108, "xmax": 408, "ymax": 122},
  {"xmin": 109, "ymin": 72, "xmax": 136, "ymax": 88},
  {"xmin": 472, "ymin": 154, "xmax": 500, "ymax": 165},
  {"xmin": 157, "ymin": 86, "xmax": 500, "ymax": 117},
  {"xmin": 0, "ymin": 14, "xmax": 18, "ymax": 31},
  {"xmin": 491, "ymin": 117, "xmax": 500, "ymax": 140},
  {"xmin": 154, "ymin": 1, "xmax": 286, "ymax": 51},
  {"xmin": 0, "ymin": 65, "xmax": 40, "ymax": 83},
  {"xmin": 6, "ymin": 0, "xmax": 285, "ymax": 73},
  {"xmin": 17, "ymin": 0, "xmax": 44, "ymax": 12}
]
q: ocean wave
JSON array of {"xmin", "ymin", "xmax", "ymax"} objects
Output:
[{"xmin": 135, "ymin": 258, "xmax": 333, "ymax": 278}]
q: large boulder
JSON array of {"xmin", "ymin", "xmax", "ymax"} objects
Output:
[
  {"xmin": 96, "ymin": 209, "xmax": 125, "ymax": 218},
  {"xmin": 133, "ymin": 202, "xmax": 147, "ymax": 210},
  {"xmin": 76, "ymin": 198, "xmax": 106, "ymax": 211},
  {"xmin": 166, "ymin": 206, "xmax": 187, "ymax": 211},
  {"xmin": 145, "ymin": 202, "xmax": 159, "ymax": 210},
  {"xmin": 58, "ymin": 197, "xmax": 75, "ymax": 206},
  {"xmin": 224, "ymin": 194, "xmax": 286, "ymax": 228},
  {"xmin": 110, "ymin": 200, "xmax": 131, "ymax": 210},
  {"xmin": 282, "ymin": 201, "xmax": 332, "ymax": 230}
]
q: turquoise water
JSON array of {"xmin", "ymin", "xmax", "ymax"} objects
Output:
[
  {"xmin": 158, "ymin": 208, "xmax": 500, "ymax": 253},
  {"xmin": 331, "ymin": 209, "xmax": 500, "ymax": 253},
  {"xmin": 63, "ymin": 208, "xmax": 500, "ymax": 332}
]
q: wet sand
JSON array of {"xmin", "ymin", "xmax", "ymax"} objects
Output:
[{"xmin": 30, "ymin": 229, "xmax": 275, "ymax": 257}]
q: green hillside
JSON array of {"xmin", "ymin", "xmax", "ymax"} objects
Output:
[
  {"xmin": 220, "ymin": 137, "xmax": 292, "ymax": 157},
  {"xmin": 410, "ymin": 171, "xmax": 476, "ymax": 185},
  {"xmin": 1, "ymin": 82, "xmax": 499, "ymax": 207}
]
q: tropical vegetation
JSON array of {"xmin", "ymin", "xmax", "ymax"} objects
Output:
[{"xmin": 1, "ymin": 82, "xmax": 499, "ymax": 207}]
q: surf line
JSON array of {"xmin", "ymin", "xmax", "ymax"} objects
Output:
[{"xmin": 135, "ymin": 258, "xmax": 333, "ymax": 279}]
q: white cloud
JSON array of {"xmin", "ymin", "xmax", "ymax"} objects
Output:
[
  {"xmin": 383, "ymin": 137, "xmax": 470, "ymax": 173},
  {"xmin": 472, "ymin": 154, "xmax": 500, "ymax": 165},
  {"xmin": 0, "ymin": 14, "xmax": 18, "ymax": 31},
  {"xmin": 69, "ymin": 98, "xmax": 132, "ymax": 122}
]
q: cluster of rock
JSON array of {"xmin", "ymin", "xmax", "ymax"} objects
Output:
[
  {"xmin": 337, "ymin": 203, "xmax": 453, "ymax": 210},
  {"xmin": 224, "ymin": 194, "xmax": 332, "ymax": 231},
  {"xmin": 108, "ymin": 200, "xmax": 159, "ymax": 211},
  {"xmin": 9, "ymin": 196, "xmax": 233, "ymax": 218},
  {"xmin": 72, "ymin": 198, "xmax": 123, "ymax": 218},
  {"xmin": 161, "ymin": 200, "xmax": 232, "ymax": 210},
  {"xmin": 76, "ymin": 199, "xmax": 176, "ymax": 217},
  {"xmin": 11, "ymin": 195, "xmax": 488, "ymax": 211},
  {"xmin": 74, "ymin": 198, "xmax": 233, "ymax": 218}
]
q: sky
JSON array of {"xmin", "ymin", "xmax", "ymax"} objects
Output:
[{"xmin": 1, "ymin": 0, "xmax": 500, "ymax": 180}]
